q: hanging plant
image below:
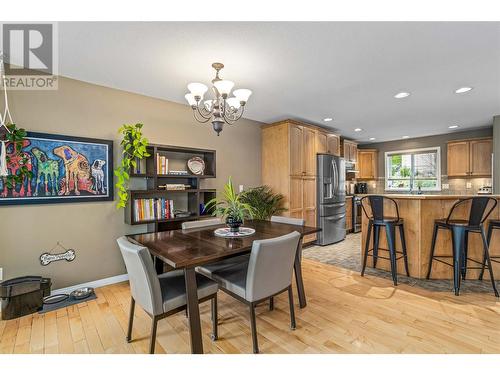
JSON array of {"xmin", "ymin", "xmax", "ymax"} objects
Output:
[
  {"xmin": 114, "ymin": 123, "xmax": 150, "ymax": 208},
  {"xmin": 1, "ymin": 123, "xmax": 33, "ymax": 189}
]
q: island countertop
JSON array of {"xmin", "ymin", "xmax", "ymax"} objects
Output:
[
  {"xmin": 357, "ymin": 193, "xmax": 500, "ymax": 200},
  {"xmin": 360, "ymin": 195, "xmax": 500, "ymax": 280}
]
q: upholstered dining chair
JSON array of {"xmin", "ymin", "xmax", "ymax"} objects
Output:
[
  {"xmin": 116, "ymin": 236, "xmax": 219, "ymax": 354},
  {"xmin": 210, "ymin": 231, "xmax": 302, "ymax": 353}
]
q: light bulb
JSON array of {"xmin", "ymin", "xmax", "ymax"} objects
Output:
[
  {"xmin": 213, "ymin": 80, "xmax": 234, "ymax": 96},
  {"xmin": 187, "ymin": 82, "xmax": 208, "ymax": 99},
  {"xmin": 185, "ymin": 93, "xmax": 197, "ymax": 107}
]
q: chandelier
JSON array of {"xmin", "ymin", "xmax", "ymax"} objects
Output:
[{"xmin": 184, "ymin": 62, "xmax": 252, "ymax": 135}]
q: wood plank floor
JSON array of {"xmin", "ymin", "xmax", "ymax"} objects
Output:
[{"xmin": 1, "ymin": 259, "xmax": 500, "ymax": 354}]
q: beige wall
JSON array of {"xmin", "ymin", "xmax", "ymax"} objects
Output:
[{"xmin": 0, "ymin": 76, "xmax": 262, "ymax": 289}]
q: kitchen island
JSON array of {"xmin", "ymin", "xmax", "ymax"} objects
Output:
[{"xmin": 360, "ymin": 195, "xmax": 500, "ymax": 279}]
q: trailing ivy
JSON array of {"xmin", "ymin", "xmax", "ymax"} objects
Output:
[
  {"xmin": 114, "ymin": 123, "xmax": 150, "ymax": 208},
  {"xmin": 3, "ymin": 124, "xmax": 33, "ymax": 189}
]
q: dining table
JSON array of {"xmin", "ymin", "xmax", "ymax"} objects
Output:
[{"xmin": 128, "ymin": 219, "xmax": 321, "ymax": 354}]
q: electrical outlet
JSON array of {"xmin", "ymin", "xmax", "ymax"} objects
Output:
[
  {"xmin": 442, "ymin": 183, "xmax": 450, "ymax": 190},
  {"xmin": 466, "ymin": 182, "xmax": 472, "ymax": 189},
  {"xmin": 239, "ymin": 184, "xmax": 244, "ymax": 193}
]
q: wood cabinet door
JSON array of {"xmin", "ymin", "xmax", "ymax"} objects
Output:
[
  {"xmin": 303, "ymin": 127, "xmax": 317, "ymax": 176},
  {"xmin": 289, "ymin": 176, "xmax": 303, "ymax": 217},
  {"xmin": 302, "ymin": 177, "xmax": 316, "ymax": 211},
  {"xmin": 447, "ymin": 141, "xmax": 470, "ymax": 177},
  {"xmin": 346, "ymin": 198, "xmax": 353, "ymax": 231},
  {"xmin": 358, "ymin": 151, "xmax": 377, "ymax": 179},
  {"xmin": 349, "ymin": 143, "xmax": 358, "ymax": 163},
  {"xmin": 327, "ymin": 135, "xmax": 340, "ymax": 156},
  {"xmin": 470, "ymin": 139, "xmax": 492, "ymax": 176},
  {"xmin": 316, "ymin": 132, "xmax": 328, "ymax": 154},
  {"xmin": 289, "ymin": 124, "xmax": 304, "ymax": 176}
]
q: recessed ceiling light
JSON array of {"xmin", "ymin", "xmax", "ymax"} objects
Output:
[
  {"xmin": 394, "ymin": 92, "xmax": 410, "ymax": 99},
  {"xmin": 455, "ymin": 87, "xmax": 473, "ymax": 94},
  {"xmin": 369, "ymin": 137, "xmax": 376, "ymax": 141},
  {"xmin": 323, "ymin": 117, "xmax": 333, "ymax": 122},
  {"xmin": 449, "ymin": 125, "xmax": 459, "ymax": 129},
  {"xmin": 402, "ymin": 135, "xmax": 410, "ymax": 139},
  {"xmin": 354, "ymin": 128, "xmax": 363, "ymax": 132}
]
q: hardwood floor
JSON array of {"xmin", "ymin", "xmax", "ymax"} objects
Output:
[{"xmin": 1, "ymin": 259, "xmax": 500, "ymax": 354}]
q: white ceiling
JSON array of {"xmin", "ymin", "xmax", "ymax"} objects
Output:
[{"xmin": 57, "ymin": 22, "xmax": 500, "ymax": 142}]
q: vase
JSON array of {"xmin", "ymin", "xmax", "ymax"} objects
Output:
[{"xmin": 226, "ymin": 217, "xmax": 243, "ymax": 233}]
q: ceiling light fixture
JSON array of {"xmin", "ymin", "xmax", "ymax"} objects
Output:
[
  {"xmin": 369, "ymin": 137, "xmax": 376, "ymax": 141},
  {"xmin": 185, "ymin": 62, "xmax": 252, "ymax": 135},
  {"xmin": 448, "ymin": 125, "xmax": 459, "ymax": 129},
  {"xmin": 402, "ymin": 135, "xmax": 410, "ymax": 139},
  {"xmin": 323, "ymin": 118, "xmax": 333, "ymax": 122},
  {"xmin": 354, "ymin": 128, "xmax": 363, "ymax": 132},
  {"xmin": 455, "ymin": 87, "xmax": 473, "ymax": 94},
  {"xmin": 394, "ymin": 92, "xmax": 410, "ymax": 99}
]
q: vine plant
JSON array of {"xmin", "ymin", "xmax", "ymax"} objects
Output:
[
  {"xmin": 2, "ymin": 124, "xmax": 33, "ymax": 189},
  {"xmin": 114, "ymin": 123, "xmax": 150, "ymax": 208}
]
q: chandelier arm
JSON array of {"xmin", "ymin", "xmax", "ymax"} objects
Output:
[
  {"xmin": 194, "ymin": 102, "xmax": 213, "ymax": 120},
  {"xmin": 192, "ymin": 109, "xmax": 211, "ymax": 123},
  {"xmin": 223, "ymin": 106, "xmax": 244, "ymax": 124}
]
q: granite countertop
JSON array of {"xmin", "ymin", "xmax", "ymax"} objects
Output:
[{"xmin": 357, "ymin": 194, "xmax": 500, "ymax": 200}]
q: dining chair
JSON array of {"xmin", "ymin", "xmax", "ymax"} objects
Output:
[
  {"xmin": 116, "ymin": 236, "xmax": 219, "ymax": 354},
  {"xmin": 210, "ymin": 231, "xmax": 301, "ymax": 353}
]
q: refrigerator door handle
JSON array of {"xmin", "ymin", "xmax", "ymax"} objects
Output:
[
  {"xmin": 331, "ymin": 159, "xmax": 338, "ymax": 195},
  {"xmin": 325, "ymin": 213, "xmax": 346, "ymax": 221},
  {"xmin": 322, "ymin": 203, "xmax": 346, "ymax": 208}
]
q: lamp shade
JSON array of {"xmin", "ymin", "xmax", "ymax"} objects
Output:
[
  {"xmin": 233, "ymin": 89, "xmax": 252, "ymax": 102},
  {"xmin": 184, "ymin": 93, "xmax": 197, "ymax": 106},
  {"xmin": 188, "ymin": 82, "xmax": 208, "ymax": 98},
  {"xmin": 226, "ymin": 97, "xmax": 241, "ymax": 110},
  {"xmin": 213, "ymin": 80, "xmax": 234, "ymax": 96}
]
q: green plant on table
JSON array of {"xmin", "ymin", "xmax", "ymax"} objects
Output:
[
  {"xmin": 114, "ymin": 123, "xmax": 150, "ymax": 208},
  {"xmin": 240, "ymin": 185, "xmax": 285, "ymax": 220},
  {"xmin": 205, "ymin": 177, "xmax": 255, "ymax": 222}
]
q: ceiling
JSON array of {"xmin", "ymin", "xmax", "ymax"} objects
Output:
[{"xmin": 56, "ymin": 22, "xmax": 500, "ymax": 142}]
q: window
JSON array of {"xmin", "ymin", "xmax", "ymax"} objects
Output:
[{"xmin": 385, "ymin": 147, "xmax": 441, "ymax": 191}]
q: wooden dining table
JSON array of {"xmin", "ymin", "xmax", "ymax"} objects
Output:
[{"xmin": 128, "ymin": 219, "xmax": 320, "ymax": 354}]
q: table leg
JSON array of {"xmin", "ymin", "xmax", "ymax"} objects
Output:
[
  {"xmin": 294, "ymin": 240, "xmax": 307, "ymax": 308},
  {"xmin": 184, "ymin": 267, "xmax": 203, "ymax": 354}
]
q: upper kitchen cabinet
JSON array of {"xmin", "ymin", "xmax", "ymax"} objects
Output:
[
  {"xmin": 316, "ymin": 131, "xmax": 328, "ymax": 154},
  {"xmin": 327, "ymin": 134, "xmax": 341, "ymax": 156},
  {"xmin": 447, "ymin": 138, "xmax": 492, "ymax": 177},
  {"xmin": 357, "ymin": 149, "xmax": 378, "ymax": 180},
  {"xmin": 317, "ymin": 131, "xmax": 340, "ymax": 156},
  {"xmin": 342, "ymin": 139, "xmax": 358, "ymax": 163}
]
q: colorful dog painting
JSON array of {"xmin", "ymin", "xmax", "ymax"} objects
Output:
[{"xmin": 0, "ymin": 132, "xmax": 113, "ymax": 205}]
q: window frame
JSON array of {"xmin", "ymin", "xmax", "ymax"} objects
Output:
[{"xmin": 384, "ymin": 146, "xmax": 442, "ymax": 192}]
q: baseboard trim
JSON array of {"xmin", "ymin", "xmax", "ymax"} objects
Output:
[{"xmin": 51, "ymin": 274, "xmax": 129, "ymax": 295}]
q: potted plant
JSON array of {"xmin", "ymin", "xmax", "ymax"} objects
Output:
[
  {"xmin": 205, "ymin": 177, "xmax": 255, "ymax": 232},
  {"xmin": 240, "ymin": 185, "xmax": 285, "ymax": 220},
  {"xmin": 0, "ymin": 124, "xmax": 33, "ymax": 192},
  {"xmin": 114, "ymin": 123, "xmax": 150, "ymax": 208}
]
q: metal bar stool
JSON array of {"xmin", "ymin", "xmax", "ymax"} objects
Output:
[
  {"xmin": 360, "ymin": 195, "xmax": 410, "ymax": 286},
  {"xmin": 426, "ymin": 197, "xmax": 499, "ymax": 297},
  {"xmin": 479, "ymin": 219, "xmax": 500, "ymax": 280}
]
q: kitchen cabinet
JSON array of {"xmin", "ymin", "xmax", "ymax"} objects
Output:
[
  {"xmin": 357, "ymin": 149, "xmax": 378, "ymax": 180},
  {"xmin": 342, "ymin": 140, "xmax": 358, "ymax": 163},
  {"xmin": 346, "ymin": 196, "xmax": 353, "ymax": 231},
  {"xmin": 262, "ymin": 119, "xmax": 340, "ymax": 243},
  {"xmin": 447, "ymin": 138, "xmax": 492, "ymax": 177}
]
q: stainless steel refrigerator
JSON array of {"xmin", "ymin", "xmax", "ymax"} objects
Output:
[{"xmin": 316, "ymin": 154, "xmax": 346, "ymax": 245}]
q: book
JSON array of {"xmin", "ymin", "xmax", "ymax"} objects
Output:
[{"xmin": 133, "ymin": 198, "xmax": 176, "ymax": 222}]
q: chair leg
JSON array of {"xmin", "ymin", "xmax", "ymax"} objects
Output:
[
  {"xmin": 269, "ymin": 297, "xmax": 274, "ymax": 311},
  {"xmin": 126, "ymin": 297, "xmax": 135, "ymax": 343},
  {"xmin": 398, "ymin": 224, "xmax": 410, "ymax": 277},
  {"xmin": 211, "ymin": 295, "xmax": 218, "ymax": 341},
  {"xmin": 249, "ymin": 303, "xmax": 259, "ymax": 354},
  {"xmin": 480, "ymin": 227, "xmax": 499, "ymax": 298},
  {"xmin": 461, "ymin": 231, "xmax": 469, "ymax": 280},
  {"xmin": 385, "ymin": 224, "xmax": 398, "ymax": 286},
  {"xmin": 373, "ymin": 225, "xmax": 381, "ymax": 268},
  {"xmin": 149, "ymin": 316, "xmax": 159, "ymax": 354},
  {"xmin": 361, "ymin": 221, "xmax": 373, "ymax": 276},
  {"xmin": 479, "ymin": 223, "xmax": 494, "ymax": 280},
  {"xmin": 426, "ymin": 224, "xmax": 439, "ymax": 279},
  {"xmin": 451, "ymin": 226, "xmax": 465, "ymax": 296},
  {"xmin": 288, "ymin": 286, "xmax": 296, "ymax": 330}
]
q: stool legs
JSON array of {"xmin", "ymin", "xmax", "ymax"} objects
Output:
[
  {"xmin": 373, "ymin": 226, "xmax": 380, "ymax": 268},
  {"xmin": 479, "ymin": 223, "xmax": 494, "ymax": 281},
  {"xmin": 385, "ymin": 224, "xmax": 398, "ymax": 286},
  {"xmin": 426, "ymin": 224, "xmax": 439, "ymax": 279},
  {"xmin": 451, "ymin": 226, "xmax": 465, "ymax": 296},
  {"xmin": 479, "ymin": 227, "xmax": 499, "ymax": 297},
  {"xmin": 361, "ymin": 221, "xmax": 373, "ymax": 277},
  {"xmin": 461, "ymin": 231, "xmax": 469, "ymax": 280},
  {"xmin": 399, "ymin": 224, "xmax": 410, "ymax": 277}
]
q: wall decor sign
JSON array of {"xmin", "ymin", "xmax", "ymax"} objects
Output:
[{"xmin": 0, "ymin": 132, "xmax": 113, "ymax": 205}]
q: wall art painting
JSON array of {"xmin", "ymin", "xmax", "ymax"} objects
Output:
[{"xmin": 0, "ymin": 132, "xmax": 113, "ymax": 205}]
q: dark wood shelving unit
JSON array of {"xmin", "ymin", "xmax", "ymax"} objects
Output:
[{"xmin": 125, "ymin": 144, "xmax": 217, "ymax": 232}]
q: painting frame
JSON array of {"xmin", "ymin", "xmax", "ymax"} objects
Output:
[{"xmin": 0, "ymin": 131, "xmax": 114, "ymax": 206}]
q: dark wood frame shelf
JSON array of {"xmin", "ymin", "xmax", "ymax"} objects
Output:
[{"xmin": 125, "ymin": 144, "xmax": 217, "ymax": 231}]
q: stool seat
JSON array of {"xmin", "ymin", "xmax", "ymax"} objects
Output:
[
  {"xmin": 370, "ymin": 217, "xmax": 403, "ymax": 225},
  {"xmin": 435, "ymin": 219, "xmax": 470, "ymax": 227}
]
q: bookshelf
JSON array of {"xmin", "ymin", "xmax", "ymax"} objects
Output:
[{"xmin": 124, "ymin": 144, "xmax": 217, "ymax": 232}]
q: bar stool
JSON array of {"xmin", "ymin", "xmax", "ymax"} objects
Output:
[
  {"xmin": 426, "ymin": 197, "xmax": 499, "ymax": 297},
  {"xmin": 360, "ymin": 196, "xmax": 410, "ymax": 286},
  {"xmin": 479, "ymin": 219, "xmax": 500, "ymax": 281}
]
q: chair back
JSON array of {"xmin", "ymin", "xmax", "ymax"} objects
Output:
[
  {"xmin": 116, "ymin": 237, "xmax": 163, "ymax": 316},
  {"xmin": 446, "ymin": 197, "xmax": 498, "ymax": 226},
  {"xmin": 360, "ymin": 195, "xmax": 400, "ymax": 222},
  {"xmin": 182, "ymin": 217, "xmax": 223, "ymax": 230},
  {"xmin": 245, "ymin": 231, "xmax": 301, "ymax": 302},
  {"xmin": 270, "ymin": 215, "xmax": 305, "ymax": 226}
]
